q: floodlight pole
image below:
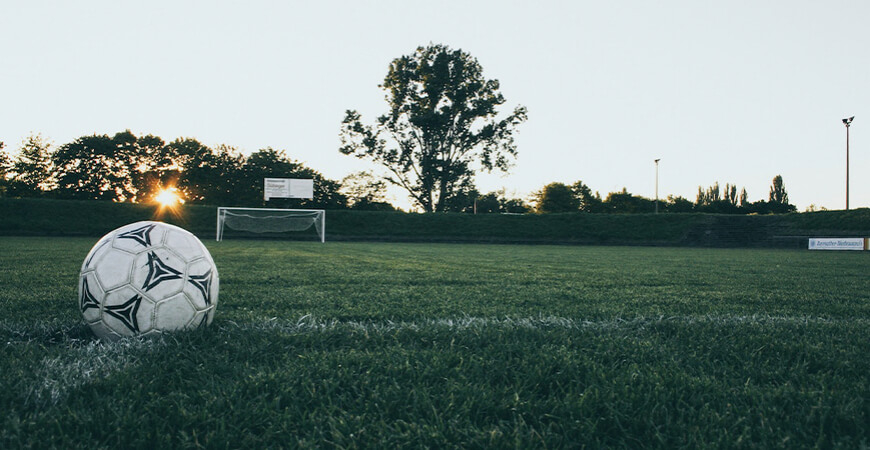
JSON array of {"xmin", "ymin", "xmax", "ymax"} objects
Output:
[
  {"xmin": 843, "ymin": 116, "xmax": 854, "ymax": 210},
  {"xmin": 654, "ymin": 159, "xmax": 661, "ymax": 214}
]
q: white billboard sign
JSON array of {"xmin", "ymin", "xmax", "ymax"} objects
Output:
[
  {"xmin": 264, "ymin": 178, "xmax": 314, "ymax": 200},
  {"xmin": 808, "ymin": 238, "xmax": 867, "ymax": 251}
]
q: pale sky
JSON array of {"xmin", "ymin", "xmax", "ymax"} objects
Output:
[{"xmin": 2, "ymin": 0, "xmax": 867, "ymax": 211}]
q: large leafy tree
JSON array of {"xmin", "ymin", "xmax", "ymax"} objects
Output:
[
  {"xmin": 53, "ymin": 134, "xmax": 126, "ymax": 200},
  {"xmin": 535, "ymin": 182, "xmax": 579, "ymax": 213},
  {"xmin": 572, "ymin": 181, "xmax": 604, "ymax": 213},
  {"xmin": 177, "ymin": 143, "xmax": 244, "ymax": 205},
  {"xmin": 52, "ymin": 131, "xmax": 170, "ymax": 202},
  {"xmin": 124, "ymin": 132, "xmax": 175, "ymax": 203},
  {"xmin": 340, "ymin": 44, "xmax": 527, "ymax": 212},
  {"xmin": 7, "ymin": 133, "xmax": 54, "ymax": 197},
  {"xmin": 167, "ymin": 137, "xmax": 220, "ymax": 203}
]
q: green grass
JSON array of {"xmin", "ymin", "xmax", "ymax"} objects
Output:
[{"xmin": 1, "ymin": 237, "xmax": 869, "ymax": 448}]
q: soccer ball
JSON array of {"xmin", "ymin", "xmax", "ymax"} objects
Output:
[{"xmin": 79, "ymin": 221, "xmax": 219, "ymax": 341}]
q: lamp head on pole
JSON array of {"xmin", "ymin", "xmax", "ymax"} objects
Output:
[
  {"xmin": 843, "ymin": 116, "xmax": 854, "ymax": 127},
  {"xmin": 654, "ymin": 159, "xmax": 660, "ymax": 164}
]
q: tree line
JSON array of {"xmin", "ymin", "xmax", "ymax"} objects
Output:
[
  {"xmin": 534, "ymin": 177, "xmax": 796, "ymax": 214},
  {"xmin": 0, "ymin": 132, "xmax": 358, "ymax": 209},
  {"xmin": 0, "ymin": 43, "xmax": 799, "ymax": 215},
  {"xmin": 0, "ymin": 133, "xmax": 796, "ymax": 214},
  {"xmin": 336, "ymin": 43, "xmax": 798, "ymax": 215},
  {"xmin": 0, "ymin": 130, "xmax": 504, "ymax": 212}
]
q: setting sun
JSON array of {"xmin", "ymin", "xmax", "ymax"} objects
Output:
[{"xmin": 154, "ymin": 188, "xmax": 184, "ymax": 207}]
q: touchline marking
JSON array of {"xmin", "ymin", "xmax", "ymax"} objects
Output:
[
  {"xmin": 220, "ymin": 314, "xmax": 870, "ymax": 335},
  {"xmin": 21, "ymin": 338, "xmax": 169, "ymax": 406},
  {"xmin": 3, "ymin": 315, "xmax": 864, "ymax": 406},
  {"xmin": 2, "ymin": 314, "xmax": 866, "ymax": 346}
]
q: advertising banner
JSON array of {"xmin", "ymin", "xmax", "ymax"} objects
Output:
[
  {"xmin": 808, "ymin": 238, "xmax": 868, "ymax": 251},
  {"xmin": 264, "ymin": 178, "xmax": 314, "ymax": 200}
]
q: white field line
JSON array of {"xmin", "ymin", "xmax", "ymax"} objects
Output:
[
  {"xmin": 25, "ymin": 338, "xmax": 168, "ymax": 406},
  {"xmin": 0, "ymin": 321, "xmax": 169, "ymax": 406},
  {"xmin": 3, "ymin": 314, "xmax": 866, "ymax": 406},
  {"xmin": 221, "ymin": 314, "xmax": 870, "ymax": 335},
  {"xmin": 3, "ymin": 314, "xmax": 866, "ymax": 346}
]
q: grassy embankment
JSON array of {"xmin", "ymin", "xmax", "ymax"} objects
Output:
[{"xmin": 2, "ymin": 197, "xmax": 869, "ymax": 246}]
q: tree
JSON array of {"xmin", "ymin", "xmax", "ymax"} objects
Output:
[
  {"xmin": 340, "ymin": 43, "xmax": 528, "ymax": 212},
  {"xmin": 53, "ymin": 134, "xmax": 114, "ymax": 200},
  {"xmin": 695, "ymin": 182, "xmax": 721, "ymax": 208},
  {"xmin": 604, "ymin": 188, "xmax": 655, "ymax": 213},
  {"xmin": 500, "ymin": 196, "xmax": 529, "ymax": 214},
  {"xmin": 724, "ymin": 183, "xmax": 738, "ymax": 206},
  {"xmin": 51, "ymin": 131, "xmax": 243, "ymax": 204},
  {"xmin": 766, "ymin": 175, "xmax": 796, "ymax": 213},
  {"xmin": 161, "ymin": 138, "xmax": 243, "ymax": 205},
  {"xmin": 7, "ymin": 133, "xmax": 54, "ymax": 197},
  {"xmin": 440, "ymin": 178, "xmax": 478, "ymax": 212},
  {"xmin": 769, "ymin": 175, "xmax": 788, "ymax": 205},
  {"xmin": 53, "ymin": 133, "xmax": 138, "ymax": 201},
  {"xmin": 474, "ymin": 192, "xmax": 502, "ymax": 214},
  {"xmin": 694, "ymin": 181, "xmax": 743, "ymax": 213},
  {"xmin": 488, "ymin": 189, "xmax": 530, "ymax": 214},
  {"xmin": 571, "ymin": 181, "xmax": 604, "ymax": 212},
  {"xmin": 109, "ymin": 130, "xmax": 139, "ymax": 200},
  {"xmin": 0, "ymin": 141, "xmax": 8, "ymax": 196},
  {"xmin": 535, "ymin": 182, "xmax": 579, "ymax": 213},
  {"xmin": 125, "ymin": 133, "xmax": 176, "ymax": 203},
  {"xmin": 666, "ymin": 195, "xmax": 694, "ymax": 213},
  {"xmin": 461, "ymin": 189, "xmax": 528, "ymax": 214},
  {"xmin": 341, "ymin": 171, "xmax": 395, "ymax": 210}
]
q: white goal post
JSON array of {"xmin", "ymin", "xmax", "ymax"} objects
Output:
[{"xmin": 216, "ymin": 207, "xmax": 325, "ymax": 243}]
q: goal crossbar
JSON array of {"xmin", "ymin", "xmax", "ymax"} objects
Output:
[{"xmin": 216, "ymin": 207, "xmax": 325, "ymax": 242}]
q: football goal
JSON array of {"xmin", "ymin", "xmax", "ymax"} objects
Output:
[{"xmin": 216, "ymin": 208, "xmax": 325, "ymax": 242}]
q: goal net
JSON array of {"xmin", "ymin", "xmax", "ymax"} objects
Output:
[{"xmin": 216, "ymin": 208, "xmax": 325, "ymax": 242}]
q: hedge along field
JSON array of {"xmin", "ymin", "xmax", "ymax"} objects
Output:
[
  {"xmin": 0, "ymin": 197, "xmax": 706, "ymax": 244},
  {"xmin": 3, "ymin": 197, "xmax": 869, "ymax": 246},
  {"xmin": 1, "ymin": 237, "xmax": 868, "ymax": 448}
]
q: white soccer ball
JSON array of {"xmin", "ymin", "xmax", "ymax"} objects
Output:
[{"xmin": 79, "ymin": 221, "xmax": 219, "ymax": 341}]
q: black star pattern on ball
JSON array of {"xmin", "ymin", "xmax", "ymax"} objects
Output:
[
  {"xmin": 80, "ymin": 278, "xmax": 100, "ymax": 312},
  {"xmin": 188, "ymin": 269, "xmax": 214, "ymax": 305},
  {"xmin": 104, "ymin": 294, "xmax": 142, "ymax": 333},
  {"xmin": 142, "ymin": 251, "xmax": 183, "ymax": 291},
  {"xmin": 118, "ymin": 224, "xmax": 156, "ymax": 248}
]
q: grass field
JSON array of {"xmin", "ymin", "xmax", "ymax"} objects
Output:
[{"xmin": 1, "ymin": 237, "xmax": 868, "ymax": 448}]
